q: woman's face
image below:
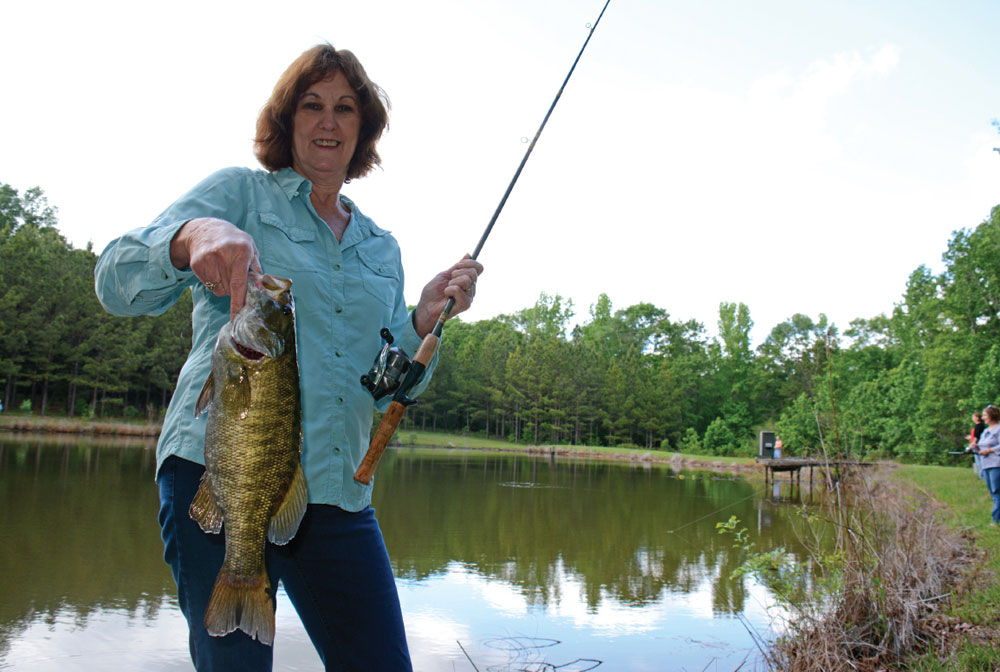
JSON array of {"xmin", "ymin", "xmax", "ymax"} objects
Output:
[{"xmin": 290, "ymin": 70, "xmax": 361, "ymax": 185}]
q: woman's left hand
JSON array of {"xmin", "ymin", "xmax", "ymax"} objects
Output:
[{"xmin": 413, "ymin": 254, "xmax": 484, "ymax": 337}]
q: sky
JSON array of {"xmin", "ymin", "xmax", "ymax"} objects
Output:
[{"xmin": 2, "ymin": 0, "xmax": 999, "ymax": 345}]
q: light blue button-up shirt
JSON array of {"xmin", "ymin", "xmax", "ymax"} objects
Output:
[{"xmin": 94, "ymin": 166, "xmax": 435, "ymax": 510}]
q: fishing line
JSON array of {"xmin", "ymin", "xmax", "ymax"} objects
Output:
[
  {"xmin": 666, "ymin": 488, "xmax": 769, "ymax": 536},
  {"xmin": 355, "ymin": 0, "xmax": 615, "ymax": 485},
  {"xmin": 434, "ymin": 0, "xmax": 613, "ymax": 333}
]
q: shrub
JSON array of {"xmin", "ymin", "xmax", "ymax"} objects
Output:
[
  {"xmin": 680, "ymin": 427, "xmax": 702, "ymax": 454},
  {"xmin": 727, "ymin": 469, "xmax": 967, "ymax": 670},
  {"xmin": 74, "ymin": 398, "xmax": 90, "ymax": 417},
  {"xmin": 703, "ymin": 417, "xmax": 736, "ymax": 455}
]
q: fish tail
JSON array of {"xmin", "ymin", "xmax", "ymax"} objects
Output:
[{"xmin": 203, "ymin": 568, "xmax": 275, "ymax": 646}]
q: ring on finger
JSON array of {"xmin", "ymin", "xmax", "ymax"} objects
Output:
[{"xmin": 204, "ymin": 281, "xmax": 218, "ymax": 292}]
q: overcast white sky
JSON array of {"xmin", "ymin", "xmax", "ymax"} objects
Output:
[{"xmin": 2, "ymin": 0, "xmax": 999, "ymax": 344}]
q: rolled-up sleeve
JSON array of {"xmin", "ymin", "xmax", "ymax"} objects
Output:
[
  {"xmin": 94, "ymin": 220, "xmax": 193, "ymax": 316},
  {"xmin": 94, "ymin": 168, "xmax": 249, "ymax": 317}
]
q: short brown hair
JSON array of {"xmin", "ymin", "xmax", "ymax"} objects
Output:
[
  {"xmin": 986, "ymin": 406, "xmax": 1000, "ymax": 423},
  {"xmin": 254, "ymin": 44, "xmax": 389, "ymax": 181}
]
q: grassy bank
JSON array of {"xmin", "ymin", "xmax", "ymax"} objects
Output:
[
  {"xmin": 0, "ymin": 413, "xmax": 161, "ymax": 437},
  {"xmin": 395, "ymin": 428, "xmax": 759, "ymax": 469},
  {"xmin": 891, "ymin": 464, "xmax": 1000, "ymax": 670},
  {"xmin": 0, "ymin": 417, "xmax": 759, "ymax": 470}
]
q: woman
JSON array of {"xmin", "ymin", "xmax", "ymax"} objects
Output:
[
  {"xmin": 975, "ymin": 405, "xmax": 1000, "ymax": 527},
  {"xmin": 95, "ymin": 44, "xmax": 482, "ymax": 671},
  {"xmin": 969, "ymin": 411, "xmax": 987, "ymax": 479}
]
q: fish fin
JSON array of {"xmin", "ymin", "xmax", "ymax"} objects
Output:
[
  {"xmin": 188, "ymin": 474, "xmax": 224, "ymax": 534},
  {"xmin": 195, "ymin": 373, "xmax": 215, "ymax": 418},
  {"xmin": 204, "ymin": 568, "xmax": 275, "ymax": 646},
  {"xmin": 268, "ymin": 463, "xmax": 307, "ymax": 545}
]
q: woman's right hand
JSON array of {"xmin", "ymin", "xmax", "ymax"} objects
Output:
[{"xmin": 170, "ymin": 217, "xmax": 262, "ymax": 319}]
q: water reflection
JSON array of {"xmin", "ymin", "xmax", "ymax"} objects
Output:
[
  {"xmin": 0, "ymin": 435, "xmax": 172, "ymax": 662},
  {"xmin": 0, "ymin": 436, "xmax": 817, "ymax": 671},
  {"xmin": 373, "ymin": 450, "xmax": 811, "ymax": 618}
]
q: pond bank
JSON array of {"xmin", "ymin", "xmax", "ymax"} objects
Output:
[
  {"xmin": 0, "ymin": 414, "xmax": 160, "ymax": 437},
  {"xmin": 1, "ymin": 416, "xmax": 762, "ymax": 476}
]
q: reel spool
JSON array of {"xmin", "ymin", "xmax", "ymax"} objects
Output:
[{"xmin": 360, "ymin": 328, "xmax": 413, "ymax": 401}]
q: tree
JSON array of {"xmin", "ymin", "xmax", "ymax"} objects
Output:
[
  {"xmin": 965, "ymin": 344, "xmax": 1000, "ymax": 413},
  {"xmin": 703, "ymin": 417, "xmax": 737, "ymax": 456}
]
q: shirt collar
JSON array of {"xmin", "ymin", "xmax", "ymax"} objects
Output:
[
  {"xmin": 273, "ymin": 167, "xmax": 310, "ymax": 201},
  {"xmin": 272, "ymin": 167, "xmax": 392, "ymax": 243},
  {"xmin": 340, "ymin": 194, "xmax": 391, "ymax": 247}
]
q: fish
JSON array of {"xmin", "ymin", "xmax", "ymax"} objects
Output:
[{"xmin": 189, "ymin": 271, "xmax": 306, "ymax": 646}]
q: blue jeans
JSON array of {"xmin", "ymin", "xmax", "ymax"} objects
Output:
[
  {"xmin": 157, "ymin": 456, "xmax": 412, "ymax": 671},
  {"xmin": 984, "ymin": 467, "xmax": 1000, "ymax": 524},
  {"xmin": 975, "ymin": 452, "xmax": 986, "ymax": 480}
]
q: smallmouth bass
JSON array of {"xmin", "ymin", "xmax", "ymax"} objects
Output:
[{"xmin": 189, "ymin": 271, "xmax": 306, "ymax": 646}]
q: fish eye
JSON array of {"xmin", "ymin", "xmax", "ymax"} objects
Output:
[{"xmin": 281, "ymin": 304, "xmax": 293, "ymax": 316}]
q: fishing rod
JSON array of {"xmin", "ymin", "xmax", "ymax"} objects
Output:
[{"xmin": 355, "ymin": 0, "xmax": 613, "ymax": 485}]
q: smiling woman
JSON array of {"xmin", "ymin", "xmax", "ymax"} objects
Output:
[
  {"xmin": 287, "ymin": 73, "xmax": 364, "ymax": 239},
  {"xmin": 254, "ymin": 45, "xmax": 388, "ymax": 184},
  {"xmin": 92, "ymin": 43, "xmax": 482, "ymax": 672}
]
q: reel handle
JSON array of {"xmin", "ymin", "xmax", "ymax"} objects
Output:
[{"xmin": 354, "ymin": 401, "xmax": 407, "ymax": 485}]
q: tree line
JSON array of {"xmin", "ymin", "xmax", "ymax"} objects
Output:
[
  {"xmin": 404, "ymin": 202, "xmax": 1000, "ymax": 464},
  {"xmin": 3, "ymin": 182, "xmax": 999, "ymax": 463},
  {"xmin": 0, "ymin": 184, "xmax": 192, "ymax": 420}
]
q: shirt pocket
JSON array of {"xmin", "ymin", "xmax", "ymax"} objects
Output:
[
  {"xmin": 258, "ymin": 213, "xmax": 319, "ymax": 274},
  {"xmin": 356, "ymin": 245, "xmax": 400, "ymax": 308}
]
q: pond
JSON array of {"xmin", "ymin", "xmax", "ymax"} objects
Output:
[{"xmin": 0, "ymin": 433, "xmax": 815, "ymax": 671}]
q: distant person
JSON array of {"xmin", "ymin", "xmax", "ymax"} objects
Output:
[
  {"xmin": 774, "ymin": 435, "xmax": 783, "ymax": 458},
  {"xmin": 968, "ymin": 411, "xmax": 987, "ymax": 479},
  {"xmin": 973, "ymin": 405, "xmax": 1000, "ymax": 526}
]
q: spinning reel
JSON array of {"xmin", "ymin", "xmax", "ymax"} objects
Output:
[{"xmin": 360, "ymin": 328, "xmax": 416, "ymax": 403}]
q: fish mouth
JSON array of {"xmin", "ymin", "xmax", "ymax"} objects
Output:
[{"xmin": 232, "ymin": 337, "xmax": 266, "ymax": 361}]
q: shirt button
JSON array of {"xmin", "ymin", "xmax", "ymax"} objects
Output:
[
  {"xmin": 336, "ymin": 306, "xmax": 343, "ymax": 313},
  {"xmin": 337, "ymin": 397, "xmax": 344, "ymax": 403},
  {"xmin": 334, "ymin": 263, "xmax": 341, "ymax": 271},
  {"xmin": 334, "ymin": 446, "xmax": 340, "ymax": 452},
  {"xmin": 335, "ymin": 351, "xmax": 342, "ymax": 357}
]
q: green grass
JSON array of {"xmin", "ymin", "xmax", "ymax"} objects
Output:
[
  {"xmin": 393, "ymin": 429, "xmax": 760, "ymax": 465},
  {"xmin": 0, "ymin": 412, "xmax": 160, "ymax": 436},
  {"xmin": 908, "ymin": 642, "xmax": 1000, "ymax": 672},
  {"xmin": 892, "ymin": 463, "xmax": 1000, "ymax": 668}
]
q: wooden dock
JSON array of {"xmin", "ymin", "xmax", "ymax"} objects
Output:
[{"xmin": 755, "ymin": 457, "xmax": 873, "ymax": 488}]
